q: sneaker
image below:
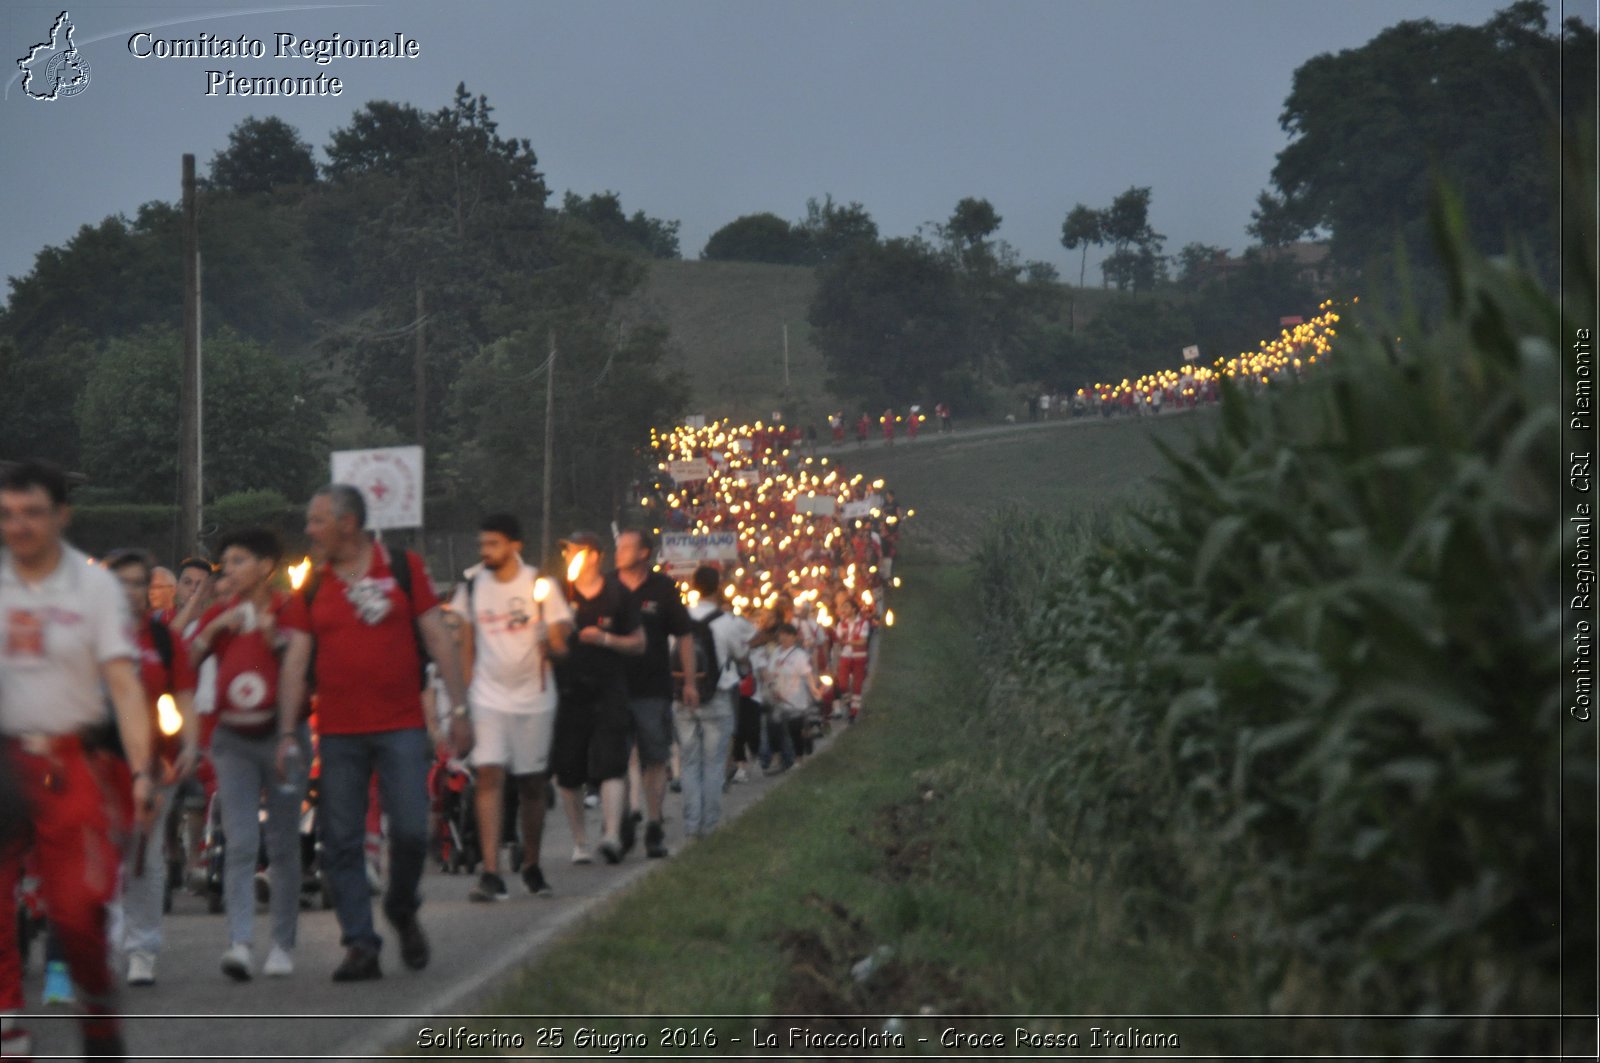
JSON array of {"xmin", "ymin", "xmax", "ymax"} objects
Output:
[
  {"xmin": 126, "ymin": 950, "xmax": 156, "ymax": 987},
  {"xmin": 331, "ymin": 944, "xmax": 381, "ymax": 983},
  {"xmin": 732, "ymin": 766, "xmax": 750, "ymax": 783},
  {"xmin": 82, "ymin": 1028, "xmax": 126, "ymax": 1059},
  {"xmin": 571, "ymin": 845, "xmax": 592, "ymax": 865},
  {"xmin": 263, "ymin": 945, "xmax": 294, "ymax": 977},
  {"xmin": 520, "ymin": 864, "xmax": 553, "ymax": 896},
  {"xmin": 582, "ymin": 790, "xmax": 599, "ymax": 810},
  {"xmin": 391, "ymin": 915, "xmax": 430, "ymax": 971},
  {"xmin": 668, "ymin": 778, "xmax": 682, "ymax": 793},
  {"xmin": 619, "ymin": 810, "xmax": 640, "ymax": 857},
  {"xmin": 764, "ymin": 762, "xmax": 792, "ymax": 776},
  {"xmin": 41, "ymin": 960, "xmax": 74, "ymax": 1005},
  {"xmin": 468, "ymin": 871, "xmax": 509, "ymax": 903},
  {"xmin": 598, "ymin": 836, "xmax": 622, "ymax": 865},
  {"xmin": 220, "ymin": 942, "xmax": 253, "ymax": 982},
  {"xmin": 644, "ymin": 820, "xmax": 668, "ymax": 859},
  {"xmin": 0, "ymin": 1019, "xmax": 32, "ymax": 1060}
]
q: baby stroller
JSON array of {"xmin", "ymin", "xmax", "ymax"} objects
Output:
[
  {"xmin": 197, "ymin": 791, "xmax": 271, "ymax": 914},
  {"xmin": 428, "ymin": 750, "xmax": 481, "ymax": 875},
  {"xmin": 298, "ymin": 772, "xmax": 333, "ymax": 910}
]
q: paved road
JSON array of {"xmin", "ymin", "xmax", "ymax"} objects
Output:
[{"xmin": 21, "ymin": 743, "xmax": 828, "ymax": 1062}]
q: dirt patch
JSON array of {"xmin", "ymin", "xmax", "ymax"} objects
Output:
[
  {"xmin": 874, "ymin": 798, "xmax": 940, "ymax": 883},
  {"xmin": 766, "ymin": 894, "xmax": 983, "ymax": 1035}
]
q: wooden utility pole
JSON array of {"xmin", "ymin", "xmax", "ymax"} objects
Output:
[
  {"xmin": 178, "ymin": 154, "xmax": 202, "ymax": 559},
  {"xmin": 413, "ymin": 280, "xmax": 427, "ymax": 556},
  {"xmin": 414, "ymin": 281, "xmax": 426, "ymax": 446},
  {"xmin": 540, "ymin": 331, "xmax": 556, "ymax": 564}
]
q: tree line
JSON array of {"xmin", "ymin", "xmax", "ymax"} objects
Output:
[{"xmin": 0, "ymin": 84, "xmax": 687, "ymax": 535}]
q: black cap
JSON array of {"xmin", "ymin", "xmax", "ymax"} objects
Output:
[{"xmin": 560, "ymin": 531, "xmax": 605, "ymax": 552}]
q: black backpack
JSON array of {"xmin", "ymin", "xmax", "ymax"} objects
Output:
[
  {"xmin": 673, "ymin": 608, "xmax": 722, "ymax": 704},
  {"xmin": 304, "ymin": 544, "xmax": 431, "ymax": 691}
]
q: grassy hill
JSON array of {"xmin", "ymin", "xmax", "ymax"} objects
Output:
[
  {"xmin": 619, "ymin": 259, "xmax": 829, "ymax": 426},
  {"xmin": 620, "ymin": 258, "xmax": 1130, "ymax": 429}
]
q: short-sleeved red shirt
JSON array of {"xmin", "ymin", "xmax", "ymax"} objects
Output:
[
  {"xmin": 278, "ymin": 544, "xmax": 438, "ymax": 735},
  {"xmin": 138, "ymin": 616, "xmax": 197, "ymax": 756}
]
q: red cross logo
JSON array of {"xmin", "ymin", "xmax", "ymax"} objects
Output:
[{"xmin": 369, "ymin": 479, "xmax": 389, "ymax": 501}]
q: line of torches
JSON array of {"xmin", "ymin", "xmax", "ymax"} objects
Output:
[
  {"xmin": 1078, "ymin": 299, "xmax": 1345, "ymax": 406},
  {"xmin": 643, "ymin": 421, "xmax": 906, "ymax": 626}
]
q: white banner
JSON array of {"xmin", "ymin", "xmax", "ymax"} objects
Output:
[
  {"xmin": 330, "ymin": 446, "xmax": 424, "ymax": 531},
  {"xmin": 841, "ymin": 494, "xmax": 883, "ymax": 520},
  {"xmin": 794, "ymin": 493, "xmax": 838, "ymax": 516},
  {"xmin": 667, "ymin": 458, "xmax": 712, "ymax": 484},
  {"xmin": 684, "ymin": 415, "xmax": 707, "ymax": 429},
  {"xmin": 1181, "ymin": 344, "xmax": 1200, "ymax": 362},
  {"xmin": 660, "ymin": 532, "xmax": 740, "ymax": 576},
  {"xmin": 734, "ymin": 469, "xmax": 761, "ymax": 485}
]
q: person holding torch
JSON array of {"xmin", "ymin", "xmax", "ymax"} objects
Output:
[
  {"xmin": 552, "ymin": 532, "xmax": 644, "ymax": 866},
  {"xmin": 101, "ymin": 548, "xmax": 198, "ymax": 990}
]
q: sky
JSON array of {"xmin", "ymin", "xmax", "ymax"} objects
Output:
[{"xmin": 0, "ymin": 0, "xmax": 1584, "ymax": 300}]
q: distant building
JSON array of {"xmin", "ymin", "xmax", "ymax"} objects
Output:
[{"xmin": 1203, "ymin": 241, "xmax": 1338, "ymax": 296}]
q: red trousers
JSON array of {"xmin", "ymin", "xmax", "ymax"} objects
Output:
[
  {"xmin": 0, "ymin": 739, "xmax": 128, "ymax": 1025},
  {"xmin": 835, "ymin": 655, "xmax": 868, "ymax": 707}
]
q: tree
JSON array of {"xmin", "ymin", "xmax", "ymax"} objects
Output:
[
  {"xmin": 561, "ymin": 191, "xmax": 680, "ymax": 259},
  {"xmin": 1097, "ymin": 187, "xmax": 1166, "ymax": 292},
  {"xmin": 1059, "ymin": 204, "xmax": 1105, "ymax": 288},
  {"xmin": 808, "ymin": 237, "xmax": 969, "ymax": 407},
  {"xmin": 944, "ymin": 197, "xmax": 1002, "ymax": 250},
  {"xmin": 796, "ymin": 195, "xmax": 878, "ymax": 264},
  {"xmin": 701, "ymin": 213, "xmax": 810, "ymax": 264},
  {"xmin": 1174, "ymin": 242, "xmax": 1229, "ymax": 289},
  {"xmin": 1246, "ymin": 190, "xmax": 1306, "ymax": 250},
  {"xmin": 76, "ymin": 326, "xmax": 328, "ymax": 502},
  {"xmin": 208, "ymin": 116, "xmax": 317, "ymax": 195},
  {"xmin": 1269, "ymin": 1, "xmax": 1593, "ymax": 283}
]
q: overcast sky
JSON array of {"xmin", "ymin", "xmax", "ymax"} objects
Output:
[{"xmin": 1, "ymin": 0, "xmax": 1583, "ymax": 301}]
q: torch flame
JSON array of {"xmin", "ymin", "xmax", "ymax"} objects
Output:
[
  {"xmin": 157, "ymin": 694, "xmax": 182, "ymax": 737},
  {"xmin": 566, "ymin": 550, "xmax": 586, "ymax": 583},
  {"xmin": 534, "ymin": 577, "xmax": 550, "ymax": 603},
  {"xmin": 287, "ymin": 557, "xmax": 312, "ymax": 591},
  {"xmin": 885, "ymin": 609, "xmax": 895, "ymax": 627}
]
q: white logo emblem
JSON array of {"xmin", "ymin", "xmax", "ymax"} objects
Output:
[
  {"xmin": 17, "ymin": 12, "xmax": 91, "ymax": 101},
  {"xmin": 227, "ymin": 671, "xmax": 268, "ymax": 711}
]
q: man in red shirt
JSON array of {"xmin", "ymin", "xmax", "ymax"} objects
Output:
[
  {"xmin": 102, "ymin": 549, "xmax": 198, "ymax": 990},
  {"xmin": 276, "ymin": 485, "xmax": 471, "ymax": 982}
]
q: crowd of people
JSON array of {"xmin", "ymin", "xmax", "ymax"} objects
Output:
[
  {"xmin": 1024, "ymin": 301, "xmax": 1344, "ymax": 420},
  {"xmin": 0, "ymin": 423, "xmax": 902, "ymax": 1059}
]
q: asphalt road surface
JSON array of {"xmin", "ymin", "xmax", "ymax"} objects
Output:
[{"xmin": 20, "ymin": 743, "xmax": 825, "ymax": 1063}]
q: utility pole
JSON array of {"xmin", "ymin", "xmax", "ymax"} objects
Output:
[
  {"xmin": 413, "ymin": 280, "xmax": 427, "ymax": 557},
  {"xmin": 782, "ymin": 322, "xmax": 790, "ymax": 393},
  {"xmin": 414, "ymin": 281, "xmax": 426, "ymax": 446},
  {"xmin": 178, "ymin": 154, "xmax": 202, "ymax": 560},
  {"xmin": 540, "ymin": 331, "xmax": 556, "ymax": 564}
]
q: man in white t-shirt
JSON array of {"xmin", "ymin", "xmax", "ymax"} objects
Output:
[
  {"xmin": 0, "ymin": 460, "xmax": 155, "ymax": 1060},
  {"xmin": 451, "ymin": 513, "xmax": 572, "ymax": 900}
]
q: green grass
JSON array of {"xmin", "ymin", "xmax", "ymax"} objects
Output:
[{"xmin": 860, "ymin": 410, "xmax": 1219, "ymax": 562}]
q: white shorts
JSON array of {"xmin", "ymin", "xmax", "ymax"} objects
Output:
[{"xmin": 470, "ymin": 703, "xmax": 556, "ymax": 775}]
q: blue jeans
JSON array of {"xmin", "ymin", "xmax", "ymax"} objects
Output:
[
  {"xmin": 211, "ymin": 723, "xmax": 308, "ymax": 951},
  {"xmin": 318, "ymin": 727, "xmax": 431, "ymax": 951},
  {"xmin": 673, "ymin": 691, "xmax": 734, "ymax": 837}
]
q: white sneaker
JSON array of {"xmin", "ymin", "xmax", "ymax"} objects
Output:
[
  {"xmin": 221, "ymin": 942, "xmax": 253, "ymax": 982},
  {"xmin": 263, "ymin": 945, "xmax": 294, "ymax": 977},
  {"xmin": 571, "ymin": 845, "xmax": 593, "ymax": 865},
  {"xmin": 732, "ymin": 766, "xmax": 750, "ymax": 783},
  {"xmin": 127, "ymin": 950, "xmax": 156, "ymax": 986}
]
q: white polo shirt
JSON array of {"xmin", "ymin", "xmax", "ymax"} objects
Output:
[
  {"xmin": 0, "ymin": 543, "xmax": 136, "ymax": 736},
  {"xmin": 450, "ymin": 559, "xmax": 572, "ymax": 715}
]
